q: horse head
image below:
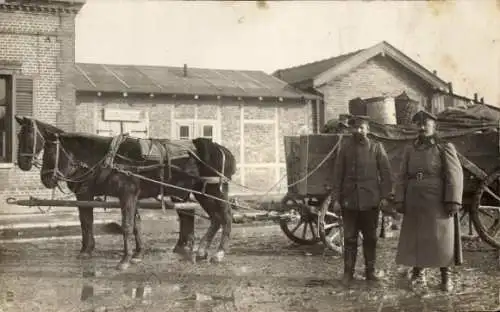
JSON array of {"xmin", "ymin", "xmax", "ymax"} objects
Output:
[{"xmin": 16, "ymin": 115, "xmax": 49, "ymax": 171}]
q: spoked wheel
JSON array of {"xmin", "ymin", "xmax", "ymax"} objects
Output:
[
  {"xmin": 318, "ymin": 194, "xmax": 344, "ymax": 255},
  {"xmin": 279, "ymin": 194, "xmax": 322, "ymax": 245},
  {"xmin": 471, "ymin": 170, "xmax": 500, "ymax": 249}
]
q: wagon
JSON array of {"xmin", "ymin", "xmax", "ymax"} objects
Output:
[{"xmin": 278, "ymin": 107, "xmax": 500, "ymax": 253}]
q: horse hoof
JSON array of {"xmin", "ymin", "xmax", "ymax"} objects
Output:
[
  {"xmin": 116, "ymin": 261, "xmax": 130, "ymax": 271},
  {"xmin": 130, "ymin": 251, "xmax": 144, "ymax": 264},
  {"xmin": 77, "ymin": 252, "xmax": 92, "ymax": 260},
  {"xmin": 210, "ymin": 251, "xmax": 225, "ymax": 264}
]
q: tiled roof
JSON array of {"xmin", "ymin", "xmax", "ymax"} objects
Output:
[
  {"xmin": 70, "ymin": 63, "xmax": 318, "ymax": 100},
  {"xmin": 273, "ymin": 49, "xmax": 365, "ymax": 85}
]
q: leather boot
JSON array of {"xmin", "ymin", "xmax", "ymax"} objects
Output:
[
  {"xmin": 363, "ymin": 240, "xmax": 379, "ymax": 282},
  {"xmin": 410, "ymin": 267, "xmax": 426, "ymax": 288},
  {"xmin": 341, "ymin": 245, "xmax": 356, "ymax": 286},
  {"xmin": 440, "ymin": 267, "xmax": 453, "ymax": 292}
]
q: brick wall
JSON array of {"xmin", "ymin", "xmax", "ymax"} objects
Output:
[
  {"xmin": 0, "ymin": 5, "xmax": 81, "ymax": 214},
  {"xmin": 76, "ymin": 93, "xmax": 308, "ymax": 196},
  {"xmin": 318, "ymin": 55, "xmax": 433, "ymax": 122}
]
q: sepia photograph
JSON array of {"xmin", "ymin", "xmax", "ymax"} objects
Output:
[{"xmin": 0, "ymin": 0, "xmax": 499, "ymax": 311}]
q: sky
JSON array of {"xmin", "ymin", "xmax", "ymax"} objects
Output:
[{"xmin": 75, "ymin": 0, "xmax": 500, "ymax": 105}]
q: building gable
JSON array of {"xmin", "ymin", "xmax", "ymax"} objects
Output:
[{"xmin": 274, "ymin": 41, "xmax": 450, "ymax": 93}]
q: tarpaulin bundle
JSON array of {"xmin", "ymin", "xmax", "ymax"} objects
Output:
[{"xmin": 322, "ymin": 103, "xmax": 500, "ymax": 142}]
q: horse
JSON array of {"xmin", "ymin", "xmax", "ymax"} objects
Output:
[{"xmin": 15, "ymin": 116, "xmax": 237, "ymax": 270}]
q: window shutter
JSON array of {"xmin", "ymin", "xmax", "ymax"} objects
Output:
[
  {"xmin": 15, "ymin": 76, "xmax": 34, "ymax": 117},
  {"xmin": 11, "ymin": 76, "xmax": 34, "ymax": 162}
]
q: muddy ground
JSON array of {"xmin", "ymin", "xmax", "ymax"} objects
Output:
[{"xmin": 0, "ymin": 217, "xmax": 499, "ymax": 312}]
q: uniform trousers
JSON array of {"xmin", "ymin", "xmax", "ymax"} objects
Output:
[{"xmin": 342, "ymin": 208, "xmax": 380, "ymax": 275}]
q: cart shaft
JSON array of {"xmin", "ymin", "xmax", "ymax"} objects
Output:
[{"xmin": 6, "ymin": 197, "xmax": 199, "ymax": 210}]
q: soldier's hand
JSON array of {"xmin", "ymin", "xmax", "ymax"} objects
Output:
[
  {"xmin": 379, "ymin": 198, "xmax": 394, "ymax": 215},
  {"xmin": 378, "ymin": 198, "xmax": 389, "ymax": 210},
  {"xmin": 445, "ymin": 203, "xmax": 460, "ymax": 217},
  {"xmin": 332, "ymin": 200, "xmax": 342, "ymax": 214}
]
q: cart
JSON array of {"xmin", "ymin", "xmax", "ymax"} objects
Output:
[{"xmin": 279, "ymin": 119, "xmax": 500, "ymax": 253}]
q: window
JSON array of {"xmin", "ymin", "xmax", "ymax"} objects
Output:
[
  {"xmin": 202, "ymin": 125, "xmax": 213, "ymax": 139},
  {"xmin": 174, "ymin": 120, "xmax": 218, "ymax": 142},
  {"xmin": 179, "ymin": 125, "xmax": 191, "ymax": 140}
]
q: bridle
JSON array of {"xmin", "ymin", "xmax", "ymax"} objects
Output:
[
  {"xmin": 42, "ymin": 134, "xmax": 105, "ymax": 185},
  {"xmin": 18, "ymin": 119, "xmax": 46, "ymax": 168}
]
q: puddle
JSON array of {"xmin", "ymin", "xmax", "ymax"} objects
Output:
[
  {"xmin": 305, "ymin": 279, "xmax": 330, "ymax": 287},
  {"xmin": 80, "ymin": 283, "xmax": 154, "ymax": 302}
]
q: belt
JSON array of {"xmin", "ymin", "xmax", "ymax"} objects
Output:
[{"xmin": 408, "ymin": 172, "xmax": 439, "ymax": 181}]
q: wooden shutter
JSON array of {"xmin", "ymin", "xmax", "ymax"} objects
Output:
[
  {"xmin": 11, "ymin": 76, "xmax": 33, "ymax": 162},
  {"xmin": 15, "ymin": 77, "xmax": 34, "ymax": 117}
]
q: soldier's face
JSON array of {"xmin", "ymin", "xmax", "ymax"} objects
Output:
[
  {"xmin": 352, "ymin": 123, "xmax": 369, "ymax": 136},
  {"xmin": 417, "ymin": 119, "xmax": 436, "ymax": 136}
]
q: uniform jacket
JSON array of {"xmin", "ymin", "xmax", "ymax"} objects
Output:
[
  {"xmin": 394, "ymin": 136, "xmax": 464, "ymax": 268},
  {"xmin": 331, "ymin": 135, "xmax": 393, "ymax": 210}
]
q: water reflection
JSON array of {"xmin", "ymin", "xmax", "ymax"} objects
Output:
[{"xmin": 80, "ymin": 283, "xmax": 153, "ymax": 302}]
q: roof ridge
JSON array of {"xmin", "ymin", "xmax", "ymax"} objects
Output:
[
  {"xmin": 273, "ymin": 48, "xmax": 366, "ymax": 74},
  {"xmin": 75, "ymin": 62, "xmax": 269, "ymax": 75}
]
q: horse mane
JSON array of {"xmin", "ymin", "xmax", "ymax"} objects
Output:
[{"xmin": 26, "ymin": 117, "xmax": 65, "ymax": 134}]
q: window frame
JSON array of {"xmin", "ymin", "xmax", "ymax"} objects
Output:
[
  {"xmin": 0, "ymin": 66, "xmax": 26, "ymax": 167},
  {"xmin": 0, "ymin": 74, "xmax": 12, "ymax": 163}
]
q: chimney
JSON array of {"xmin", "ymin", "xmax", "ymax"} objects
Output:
[
  {"xmin": 432, "ymin": 70, "xmax": 437, "ymax": 75},
  {"xmin": 480, "ymin": 97, "xmax": 484, "ymax": 104},
  {"xmin": 183, "ymin": 64, "xmax": 188, "ymax": 77},
  {"xmin": 447, "ymin": 82, "xmax": 453, "ymax": 94},
  {"xmin": 474, "ymin": 93, "xmax": 478, "ymax": 102}
]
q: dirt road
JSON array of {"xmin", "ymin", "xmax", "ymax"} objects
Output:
[{"xmin": 0, "ymin": 218, "xmax": 499, "ymax": 312}]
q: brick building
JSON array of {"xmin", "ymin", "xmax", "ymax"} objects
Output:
[
  {"xmin": 273, "ymin": 41, "xmax": 454, "ymax": 131},
  {"xmin": 71, "ymin": 63, "xmax": 318, "ymax": 196},
  {"xmin": 0, "ymin": 0, "xmax": 85, "ymax": 214}
]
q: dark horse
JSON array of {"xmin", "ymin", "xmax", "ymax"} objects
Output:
[{"xmin": 15, "ymin": 116, "xmax": 237, "ymax": 270}]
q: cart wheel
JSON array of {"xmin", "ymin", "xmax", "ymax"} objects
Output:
[
  {"xmin": 318, "ymin": 194, "xmax": 344, "ymax": 255},
  {"xmin": 279, "ymin": 194, "xmax": 321, "ymax": 245},
  {"xmin": 471, "ymin": 170, "xmax": 500, "ymax": 249}
]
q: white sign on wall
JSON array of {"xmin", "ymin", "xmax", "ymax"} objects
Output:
[{"xmin": 103, "ymin": 108, "xmax": 143, "ymax": 122}]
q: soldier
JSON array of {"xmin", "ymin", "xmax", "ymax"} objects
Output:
[
  {"xmin": 394, "ymin": 110, "xmax": 464, "ymax": 292},
  {"xmin": 331, "ymin": 115, "xmax": 394, "ymax": 286}
]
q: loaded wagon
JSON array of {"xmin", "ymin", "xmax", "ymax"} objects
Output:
[{"xmin": 278, "ymin": 105, "xmax": 500, "ymax": 253}]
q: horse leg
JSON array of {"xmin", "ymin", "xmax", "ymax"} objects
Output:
[
  {"xmin": 76, "ymin": 193, "xmax": 95, "ymax": 260},
  {"xmin": 210, "ymin": 183, "xmax": 232, "ymax": 263},
  {"xmin": 117, "ymin": 183, "xmax": 139, "ymax": 271},
  {"xmin": 194, "ymin": 188, "xmax": 221, "ymax": 262},
  {"xmin": 131, "ymin": 211, "xmax": 144, "ymax": 264},
  {"xmin": 173, "ymin": 208, "xmax": 195, "ymax": 259}
]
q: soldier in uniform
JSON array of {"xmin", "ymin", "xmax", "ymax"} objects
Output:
[
  {"xmin": 331, "ymin": 115, "xmax": 394, "ymax": 286},
  {"xmin": 394, "ymin": 110, "xmax": 464, "ymax": 292}
]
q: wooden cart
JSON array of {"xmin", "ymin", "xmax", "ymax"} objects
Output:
[{"xmin": 280, "ymin": 126, "xmax": 500, "ymax": 253}]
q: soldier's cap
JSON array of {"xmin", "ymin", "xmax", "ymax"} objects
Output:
[
  {"xmin": 348, "ymin": 115, "xmax": 371, "ymax": 127},
  {"xmin": 411, "ymin": 110, "xmax": 438, "ymax": 124},
  {"xmin": 337, "ymin": 114, "xmax": 350, "ymax": 128}
]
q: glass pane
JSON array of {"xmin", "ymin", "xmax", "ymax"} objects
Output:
[
  {"xmin": 179, "ymin": 125, "xmax": 190, "ymax": 139},
  {"xmin": 0, "ymin": 76, "xmax": 7, "ymax": 161},
  {"xmin": 202, "ymin": 125, "xmax": 213, "ymax": 138}
]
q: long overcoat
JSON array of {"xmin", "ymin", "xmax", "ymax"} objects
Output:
[
  {"xmin": 394, "ymin": 137, "xmax": 463, "ymax": 268},
  {"xmin": 331, "ymin": 135, "xmax": 393, "ymax": 211}
]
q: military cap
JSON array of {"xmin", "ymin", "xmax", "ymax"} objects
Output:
[
  {"xmin": 411, "ymin": 110, "xmax": 438, "ymax": 124},
  {"xmin": 338, "ymin": 114, "xmax": 350, "ymax": 128},
  {"xmin": 348, "ymin": 115, "xmax": 371, "ymax": 127}
]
